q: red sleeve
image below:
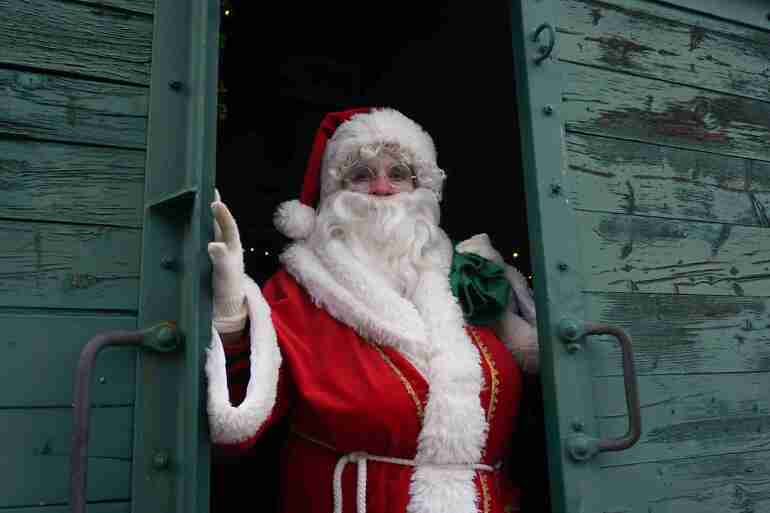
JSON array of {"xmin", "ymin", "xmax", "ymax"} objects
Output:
[{"xmin": 212, "ymin": 327, "xmax": 292, "ymax": 459}]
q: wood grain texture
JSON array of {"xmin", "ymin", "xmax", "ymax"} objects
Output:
[
  {"xmin": 0, "ymin": 69, "xmax": 148, "ymax": 148},
  {"xmin": 593, "ymin": 373, "xmax": 770, "ymax": 467},
  {"xmin": 0, "ymin": 407, "xmax": 131, "ymax": 507},
  {"xmin": 0, "ymin": 220, "xmax": 140, "ymax": 310},
  {"xmin": 558, "ymin": 0, "xmax": 770, "ymax": 102},
  {"xmin": 562, "ymin": 62, "xmax": 770, "ymax": 162},
  {"xmin": 584, "ymin": 292, "xmax": 770, "ymax": 376},
  {"xmin": 596, "ymin": 448, "xmax": 770, "ymax": 512},
  {"xmin": 0, "ymin": 0, "xmax": 153, "ymax": 84},
  {"xmin": 576, "ymin": 211, "xmax": 770, "ymax": 296},
  {"xmin": 567, "ymin": 132, "xmax": 770, "ymax": 227},
  {"xmin": 0, "ymin": 139, "xmax": 144, "ymax": 227},
  {"xmin": 0, "ymin": 314, "xmax": 136, "ymax": 407},
  {"xmin": 72, "ymin": 0, "xmax": 154, "ymax": 15}
]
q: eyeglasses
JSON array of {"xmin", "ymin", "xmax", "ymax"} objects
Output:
[{"xmin": 342, "ymin": 162, "xmax": 417, "ymax": 192}]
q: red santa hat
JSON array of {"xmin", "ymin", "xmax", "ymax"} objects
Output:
[{"xmin": 274, "ymin": 107, "xmax": 446, "ymax": 240}]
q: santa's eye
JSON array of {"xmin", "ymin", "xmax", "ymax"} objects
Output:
[
  {"xmin": 345, "ymin": 166, "xmax": 374, "ymax": 184},
  {"xmin": 387, "ymin": 164, "xmax": 413, "ymax": 184}
]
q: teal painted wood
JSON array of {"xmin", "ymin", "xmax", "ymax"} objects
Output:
[
  {"xmin": 132, "ymin": 0, "xmax": 218, "ymax": 511},
  {"xmin": 576, "ymin": 211, "xmax": 770, "ymax": 296},
  {"xmin": 0, "ymin": 69, "xmax": 148, "ymax": 148},
  {"xmin": 0, "ymin": 221, "xmax": 140, "ymax": 310},
  {"xmin": 73, "ymin": 0, "xmax": 154, "ymax": 15},
  {"xmin": 0, "ymin": 0, "xmax": 153, "ymax": 84},
  {"xmin": 0, "ymin": 140, "xmax": 144, "ymax": 227},
  {"xmin": 594, "ymin": 372, "xmax": 770, "ymax": 466},
  {"xmin": 567, "ymin": 132, "xmax": 770, "ymax": 227},
  {"xmin": 558, "ymin": 0, "xmax": 770, "ymax": 102},
  {"xmin": 510, "ymin": 1, "xmax": 603, "ymax": 512},
  {"xmin": 0, "ymin": 406, "xmax": 132, "ymax": 507},
  {"xmin": 1, "ymin": 503, "xmax": 130, "ymax": 513},
  {"xmin": 0, "ymin": 314, "xmax": 136, "ymax": 407},
  {"xmin": 561, "ymin": 61, "xmax": 770, "ymax": 162},
  {"xmin": 597, "ymin": 449, "xmax": 770, "ymax": 512},
  {"xmin": 655, "ymin": 0, "xmax": 770, "ymax": 32},
  {"xmin": 584, "ymin": 292, "xmax": 770, "ymax": 376}
]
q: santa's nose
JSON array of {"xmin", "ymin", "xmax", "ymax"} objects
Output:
[{"xmin": 369, "ymin": 173, "xmax": 397, "ymax": 196}]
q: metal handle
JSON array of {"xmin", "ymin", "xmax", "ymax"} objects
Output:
[
  {"xmin": 561, "ymin": 320, "xmax": 642, "ymax": 461},
  {"xmin": 70, "ymin": 322, "xmax": 183, "ymax": 513},
  {"xmin": 531, "ymin": 23, "xmax": 555, "ymax": 64}
]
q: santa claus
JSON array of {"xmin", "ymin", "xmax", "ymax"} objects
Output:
[{"xmin": 206, "ymin": 107, "xmax": 539, "ymax": 513}]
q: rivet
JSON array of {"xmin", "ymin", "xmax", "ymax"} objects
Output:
[
  {"xmin": 557, "ymin": 262, "xmax": 569, "ymax": 272},
  {"xmin": 543, "ymin": 105, "xmax": 554, "ymax": 115},
  {"xmin": 572, "ymin": 420, "xmax": 584, "ymax": 432},
  {"xmin": 168, "ymin": 80, "xmax": 183, "ymax": 91},
  {"xmin": 550, "ymin": 183, "xmax": 562, "ymax": 196},
  {"xmin": 153, "ymin": 451, "xmax": 170, "ymax": 469},
  {"xmin": 566, "ymin": 343, "xmax": 581, "ymax": 353},
  {"xmin": 98, "ymin": 376, "xmax": 106, "ymax": 384},
  {"xmin": 160, "ymin": 257, "xmax": 176, "ymax": 270}
]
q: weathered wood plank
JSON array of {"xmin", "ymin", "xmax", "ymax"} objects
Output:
[
  {"xmin": 576, "ymin": 211, "xmax": 770, "ymax": 296},
  {"xmin": 596, "ymin": 449, "xmax": 770, "ymax": 512},
  {"xmin": 1, "ymin": 503, "xmax": 130, "ymax": 513},
  {"xmin": 584, "ymin": 292, "xmax": 770, "ymax": 376},
  {"xmin": 0, "ymin": 407, "xmax": 131, "ymax": 507},
  {"xmin": 567, "ymin": 132, "xmax": 770, "ymax": 226},
  {"xmin": 562, "ymin": 62, "xmax": 770, "ymax": 162},
  {"xmin": 0, "ymin": 139, "xmax": 144, "ymax": 227},
  {"xmin": 0, "ymin": 221, "xmax": 140, "ymax": 310},
  {"xmin": 592, "ymin": 373, "xmax": 770, "ymax": 467},
  {"xmin": 0, "ymin": 314, "xmax": 136, "ymax": 407},
  {"xmin": 0, "ymin": 0, "xmax": 153, "ymax": 84},
  {"xmin": 0, "ymin": 69, "xmax": 148, "ymax": 148},
  {"xmin": 558, "ymin": 0, "xmax": 770, "ymax": 102},
  {"xmin": 73, "ymin": 0, "xmax": 154, "ymax": 15}
]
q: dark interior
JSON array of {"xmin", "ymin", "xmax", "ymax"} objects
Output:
[{"xmin": 212, "ymin": 2, "xmax": 549, "ymax": 511}]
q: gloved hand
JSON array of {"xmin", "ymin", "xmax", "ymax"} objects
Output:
[{"xmin": 209, "ymin": 190, "xmax": 248, "ymax": 333}]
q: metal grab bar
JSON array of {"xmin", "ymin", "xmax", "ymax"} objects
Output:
[{"xmin": 70, "ymin": 322, "xmax": 182, "ymax": 513}]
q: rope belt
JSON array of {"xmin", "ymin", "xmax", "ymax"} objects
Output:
[{"xmin": 332, "ymin": 451, "xmax": 498, "ymax": 513}]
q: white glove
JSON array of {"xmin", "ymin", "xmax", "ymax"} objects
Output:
[{"xmin": 209, "ymin": 191, "xmax": 248, "ymax": 333}]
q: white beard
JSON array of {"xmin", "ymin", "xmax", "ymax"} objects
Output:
[{"xmin": 306, "ymin": 188, "xmax": 451, "ymax": 298}]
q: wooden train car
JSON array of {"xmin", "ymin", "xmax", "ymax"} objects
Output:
[{"xmin": 1, "ymin": 1, "xmax": 769, "ymax": 512}]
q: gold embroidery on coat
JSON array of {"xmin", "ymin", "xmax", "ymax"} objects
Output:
[
  {"xmin": 470, "ymin": 329, "xmax": 499, "ymax": 424},
  {"xmin": 479, "ymin": 472, "xmax": 492, "ymax": 513},
  {"xmin": 370, "ymin": 343, "xmax": 424, "ymax": 422}
]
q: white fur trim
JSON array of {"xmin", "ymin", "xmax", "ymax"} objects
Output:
[
  {"xmin": 281, "ymin": 240, "xmax": 486, "ymax": 513},
  {"xmin": 320, "ymin": 108, "xmax": 446, "ymax": 203},
  {"xmin": 206, "ymin": 276, "xmax": 282, "ymax": 444},
  {"xmin": 274, "ymin": 199, "xmax": 316, "ymax": 240}
]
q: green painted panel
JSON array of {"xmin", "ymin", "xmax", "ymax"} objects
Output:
[
  {"xmin": 0, "ymin": 140, "xmax": 144, "ymax": 227},
  {"xmin": 0, "ymin": 407, "xmax": 132, "ymax": 507},
  {"xmin": 596, "ymin": 449, "xmax": 770, "ymax": 512},
  {"xmin": 576, "ymin": 211, "xmax": 770, "ymax": 296},
  {"xmin": 558, "ymin": 0, "xmax": 770, "ymax": 102},
  {"xmin": 0, "ymin": 313, "xmax": 136, "ymax": 407},
  {"xmin": 1, "ymin": 503, "xmax": 130, "ymax": 513},
  {"xmin": 567, "ymin": 132, "xmax": 770, "ymax": 226},
  {"xmin": 0, "ymin": 221, "xmax": 140, "ymax": 310},
  {"xmin": 562, "ymin": 61, "xmax": 770, "ymax": 162},
  {"xmin": 0, "ymin": 69, "xmax": 148, "ymax": 148},
  {"xmin": 0, "ymin": 0, "xmax": 153, "ymax": 84},
  {"xmin": 584, "ymin": 292, "xmax": 770, "ymax": 376},
  {"xmin": 593, "ymin": 373, "xmax": 770, "ymax": 466}
]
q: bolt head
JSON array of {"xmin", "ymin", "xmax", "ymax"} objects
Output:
[{"xmin": 543, "ymin": 105, "xmax": 554, "ymax": 115}]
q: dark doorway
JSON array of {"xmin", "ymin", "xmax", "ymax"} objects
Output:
[{"xmin": 211, "ymin": 2, "xmax": 548, "ymax": 511}]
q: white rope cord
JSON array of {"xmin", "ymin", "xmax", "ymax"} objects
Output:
[{"xmin": 332, "ymin": 451, "xmax": 498, "ymax": 513}]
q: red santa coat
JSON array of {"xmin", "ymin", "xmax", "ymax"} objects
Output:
[{"xmin": 206, "ymin": 241, "xmax": 524, "ymax": 513}]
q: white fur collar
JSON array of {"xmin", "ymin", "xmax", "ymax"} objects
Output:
[{"xmin": 281, "ymin": 240, "xmax": 488, "ymax": 513}]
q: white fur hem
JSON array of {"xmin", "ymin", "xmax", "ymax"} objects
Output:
[{"xmin": 205, "ymin": 276, "xmax": 282, "ymax": 444}]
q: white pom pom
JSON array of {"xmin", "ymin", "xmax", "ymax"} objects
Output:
[{"xmin": 273, "ymin": 200, "xmax": 316, "ymax": 240}]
